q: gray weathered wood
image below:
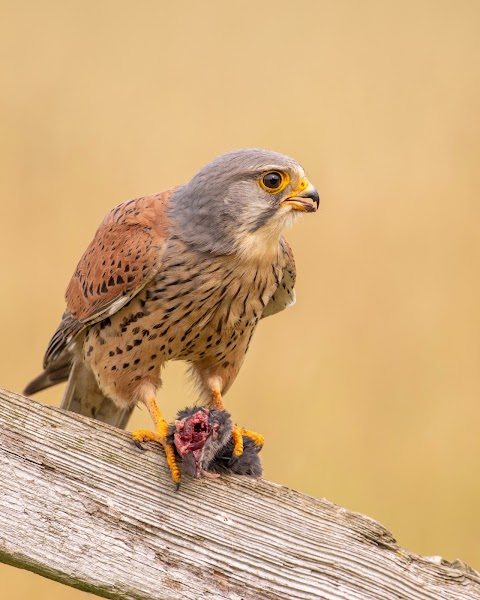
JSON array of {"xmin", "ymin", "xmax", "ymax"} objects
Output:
[{"xmin": 0, "ymin": 388, "xmax": 479, "ymax": 600}]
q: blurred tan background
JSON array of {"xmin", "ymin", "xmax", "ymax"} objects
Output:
[{"xmin": 1, "ymin": 0, "xmax": 480, "ymax": 597}]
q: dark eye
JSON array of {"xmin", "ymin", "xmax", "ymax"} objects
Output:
[
  {"xmin": 259, "ymin": 170, "xmax": 290, "ymax": 193},
  {"xmin": 262, "ymin": 171, "xmax": 283, "ymax": 190}
]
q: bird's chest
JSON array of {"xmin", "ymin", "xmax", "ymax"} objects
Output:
[
  {"xmin": 139, "ymin": 257, "xmax": 281, "ymax": 360},
  {"xmin": 85, "ymin": 253, "xmax": 283, "ymax": 369}
]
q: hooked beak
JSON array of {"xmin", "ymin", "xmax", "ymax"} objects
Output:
[{"xmin": 279, "ymin": 179, "xmax": 320, "ymax": 213}]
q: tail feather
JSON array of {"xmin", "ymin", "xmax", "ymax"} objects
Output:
[
  {"xmin": 25, "ymin": 357, "xmax": 133, "ymax": 430},
  {"xmin": 24, "ymin": 362, "xmax": 71, "ymax": 396},
  {"xmin": 60, "ymin": 359, "xmax": 134, "ymax": 429}
]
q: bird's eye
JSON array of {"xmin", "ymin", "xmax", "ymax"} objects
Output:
[
  {"xmin": 259, "ymin": 171, "xmax": 289, "ymax": 193},
  {"xmin": 263, "ymin": 172, "xmax": 282, "ymax": 189}
]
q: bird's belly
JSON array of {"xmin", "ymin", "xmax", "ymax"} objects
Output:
[
  {"xmin": 171, "ymin": 314, "xmax": 256, "ymax": 363},
  {"xmin": 141, "ymin": 290, "xmax": 259, "ymax": 364},
  {"xmin": 86, "ymin": 288, "xmax": 258, "ymax": 361},
  {"xmin": 84, "ymin": 260, "xmax": 277, "ymax": 399}
]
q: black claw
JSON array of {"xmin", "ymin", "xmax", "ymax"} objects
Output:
[
  {"xmin": 227, "ymin": 454, "xmax": 240, "ymax": 467},
  {"xmin": 134, "ymin": 440, "xmax": 146, "ymax": 451},
  {"xmin": 175, "ymin": 481, "xmax": 180, "ymax": 492}
]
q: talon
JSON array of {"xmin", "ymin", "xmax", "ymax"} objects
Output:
[
  {"xmin": 164, "ymin": 442, "xmax": 181, "ymax": 484},
  {"xmin": 210, "ymin": 386, "xmax": 265, "ymax": 458},
  {"xmin": 132, "ymin": 428, "xmax": 181, "ymax": 485},
  {"xmin": 238, "ymin": 427, "xmax": 265, "ymax": 447},
  {"xmin": 230, "ymin": 425, "xmax": 265, "ymax": 456},
  {"xmin": 132, "ymin": 428, "xmax": 163, "ymax": 445},
  {"xmin": 132, "ymin": 397, "xmax": 181, "ymax": 486},
  {"xmin": 231, "ymin": 425, "xmax": 244, "ymax": 457},
  {"xmin": 227, "ymin": 454, "xmax": 239, "ymax": 466}
]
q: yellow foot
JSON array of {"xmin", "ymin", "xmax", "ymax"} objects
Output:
[
  {"xmin": 211, "ymin": 388, "xmax": 264, "ymax": 458},
  {"xmin": 231, "ymin": 425, "xmax": 244, "ymax": 457},
  {"xmin": 132, "ymin": 429, "xmax": 163, "ymax": 445},
  {"xmin": 231, "ymin": 425, "xmax": 265, "ymax": 456},
  {"xmin": 238, "ymin": 427, "xmax": 265, "ymax": 447},
  {"xmin": 132, "ymin": 428, "xmax": 181, "ymax": 486}
]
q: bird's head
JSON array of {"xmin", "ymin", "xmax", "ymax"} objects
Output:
[{"xmin": 169, "ymin": 149, "xmax": 319, "ymax": 257}]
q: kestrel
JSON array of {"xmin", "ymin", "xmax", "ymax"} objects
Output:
[{"xmin": 25, "ymin": 148, "xmax": 319, "ymax": 485}]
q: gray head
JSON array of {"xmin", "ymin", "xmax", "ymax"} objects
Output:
[{"xmin": 169, "ymin": 148, "xmax": 319, "ymax": 256}]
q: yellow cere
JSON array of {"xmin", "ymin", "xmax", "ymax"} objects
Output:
[
  {"xmin": 282, "ymin": 177, "xmax": 311, "ymax": 201},
  {"xmin": 298, "ymin": 178, "xmax": 309, "ymax": 192}
]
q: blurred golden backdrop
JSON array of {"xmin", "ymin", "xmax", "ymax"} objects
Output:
[{"xmin": 1, "ymin": 1, "xmax": 480, "ymax": 597}]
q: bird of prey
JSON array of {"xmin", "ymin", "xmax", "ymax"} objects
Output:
[{"xmin": 25, "ymin": 148, "xmax": 319, "ymax": 485}]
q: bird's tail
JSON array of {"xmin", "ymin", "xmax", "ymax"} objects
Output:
[
  {"xmin": 24, "ymin": 358, "xmax": 133, "ymax": 430},
  {"xmin": 60, "ymin": 359, "xmax": 134, "ymax": 429},
  {"xmin": 23, "ymin": 360, "xmax": 71, "ymax": 396}
]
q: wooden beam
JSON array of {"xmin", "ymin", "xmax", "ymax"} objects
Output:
[{"xmin": 0, "ymin": 388, "xmax": 479, "ymax": 599}]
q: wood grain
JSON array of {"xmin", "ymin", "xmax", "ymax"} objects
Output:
[{"xmin": 0, "ymin": 388, "xmax": 479, "ymax": 599}]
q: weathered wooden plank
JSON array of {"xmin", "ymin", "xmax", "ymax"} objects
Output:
[{"xmin": 0, "ymin": 388, "xmax": 479, "ymax": 599}]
